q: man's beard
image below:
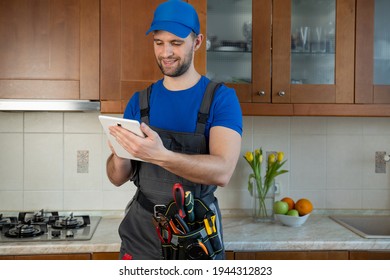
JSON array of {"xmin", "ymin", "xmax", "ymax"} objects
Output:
[{"xmin": 156, "ymin": 52, "xmax": 193, "ymax": 77}]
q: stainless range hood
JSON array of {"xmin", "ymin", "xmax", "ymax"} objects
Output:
[{"xmin": 0, "ymin": 100, "xmax": 100, "ymax": 111}]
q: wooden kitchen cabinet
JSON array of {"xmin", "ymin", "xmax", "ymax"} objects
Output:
[
  {"xmin": 206, "ymin": 0, "xmax": 272, "ymax": 104},
  {"xmin": 10, "ymin": 253, "xmax": 91, "ymax": 260},
  {"xmin": 0, "ymin": 255, "xmax": 15, "ymax": 260},
  {"xmin": 100, "ymin": 0, "xmax": 291, "ymax": 116},
  {"xmin": 99, "ymin": 0, "xmax": 390, "ymax": 117},
  {"xmin": 355, "ymin": 0, "xmax": 390, "ymax": 104},
  {"xmin": 272, "ymin": 0, "xmax": 355, "ymax": 105},
  {"xmin": 100, "ymin": 0, "xmax": 161, "ymax": 113},
  {"xmin": 225, "ymin": 250, "xmax": 235, "ymax": 260},
  {"xmin": 0, "ymin": 252, "xmax": 118, "ymax": 260},
  {"xmin": 349, "ymin": 251, "xmax": 390, "ymax": 260},
  {"xmin": 0, "ymin": 0, "xmax": 99, "ymax": 100},
  {"xmin": 210, "ymin": 0, "xmax": 390, "ymax": 116},
  {"xmin": 207, "ymin": 0, "xmax": 293, "ymax": 116},
  {"xmin": 92, "ymin": 252, "xmax": 120, "ymax": 260},
  {"xmin": 1, "ymin": 252, "xmax": 118, "ymax": 260},
  {"xmin": 234, "ymin": 250, "xmax": 349, "ymax": 260},
  {"xmin": 207, "ymin": 0, "xmax": 355, "ymax": 113},
  {"xmin": 100, "ymin": 0, "xmax": 206, "ymax": 113}
]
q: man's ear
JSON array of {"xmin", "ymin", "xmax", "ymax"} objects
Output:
[{"xmin": 193, "ymin": 34, "xmax": 204, "ymax": 51}]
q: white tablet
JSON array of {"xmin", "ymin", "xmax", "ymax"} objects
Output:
[{"xmin": 99, "ymin": 115, "xmax": 145, "ymax": 161}]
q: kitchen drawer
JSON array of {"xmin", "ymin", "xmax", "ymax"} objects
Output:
[
  {"xmin": 14, "ymin": 253, "xmax": 91, "ymax": 260},
  {"xmin": 235, "ymin": 250, "xmax": 349, "ymax": 260},
  {"xmin": 92, "ymin": 252, "xmax": 120, "ymax": 260},
  {"xmin": 349, "ymin": 251, "xmax": 390, "ymax": 260}
]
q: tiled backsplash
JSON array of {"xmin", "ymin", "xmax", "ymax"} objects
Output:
[{"xmin": 1, "ymin": 111, "xmax": 390, "ymax": 211}]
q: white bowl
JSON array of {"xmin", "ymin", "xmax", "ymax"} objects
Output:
[{"xmin": 275, "ymin": 213, "xmax": 310, "ymax": 227}]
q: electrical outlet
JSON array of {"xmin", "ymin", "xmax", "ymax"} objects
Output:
[
  {"xmin": 77, "ymin": 150, "xmax": 89, "ymax": 173},
  {"xmin": 375, "ymin": 151, "xmax": 386, "ymax": 174}
]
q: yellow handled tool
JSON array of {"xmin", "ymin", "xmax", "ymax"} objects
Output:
[
  {"xmin": 204, "ymin": 210, "xmax": 223, "ymax": 252},
  {"xmin": 204, "ymin": 211, "xmax": 216, "ymax": 235}
]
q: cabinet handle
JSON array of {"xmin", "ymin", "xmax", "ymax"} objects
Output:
[
  {"xmin": 258, "ymin": 91, "xmax": 265, "ymax": 96},
  {"xmin": 278, "ymin": 91, "xmax": 285, "ymax": 97}
]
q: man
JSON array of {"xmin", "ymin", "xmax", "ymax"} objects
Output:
[{"xmin": 106, "ymin": 0, "xmax": 242, "ymax": 260}]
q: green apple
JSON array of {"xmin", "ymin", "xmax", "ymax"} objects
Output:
[
  {"xmin": 273, "ymin": 201, "xmax": 289, "ymax": 215},
  {"xmin": 287, "ymin": 209, "xmax": 299, "ymax": 217}
]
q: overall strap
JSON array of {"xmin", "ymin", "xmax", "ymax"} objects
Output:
[
  {"xmin": 138, "ymin": 81, "xmax": 223, "ymax": 134},
  {"xmin": 139, "ymin": 85, "xmax": 153, "ymax": 125},
  {"xmin": 195, "ymin": 81, "xmax": 223, "ymax": 134}
]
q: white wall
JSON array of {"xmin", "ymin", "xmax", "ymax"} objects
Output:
[{"xmin": 1, "ymin": 111, "xmax": 390, "ymax": 212}]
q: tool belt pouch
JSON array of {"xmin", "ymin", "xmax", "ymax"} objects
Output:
[{"xmin": 161, "ymin": 198, "xmax": 223, "ymax": 260}]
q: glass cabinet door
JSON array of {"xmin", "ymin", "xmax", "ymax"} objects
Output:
[
  {"xmin": 273, "ymin": 0, "xmax": 355, "ymax": 104},
  {"xmin": 290, "ymin": 0, "xmax": 335, "ymax": 85},
  {"xmin": 206, "ymin": 0, "xmax": 252, "ymax": 84},
  {"xmin": 206, "ymin": 0, "xmax": 271, "ymax": 103},
  {"xmin": 356, "ymin": 0, "xmax": 390, "ymax": 103},
  {"xmin": 373, "ymin": 0, "xmax": 390, "ymax": 86}
]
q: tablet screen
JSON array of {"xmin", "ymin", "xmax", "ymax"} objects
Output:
[{"xmin": 99, "ymin": 115, "xmax": 145, "ymax": 161}]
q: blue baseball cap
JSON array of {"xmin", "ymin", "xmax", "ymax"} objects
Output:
[{"xmin": 146, "ymin": 0, "xmax": 200, "ymax": 38}]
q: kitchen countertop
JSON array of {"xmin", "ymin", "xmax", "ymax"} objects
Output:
[{"xmin": 2, "ymin": 214, "xmax": 390, "ymax": 256}]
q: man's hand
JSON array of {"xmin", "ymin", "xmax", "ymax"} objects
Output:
[
  {"xmin": 109, "ymin": 122, "xmax": 169, "ymax": 163},
  {"xmin": 109, "ymin": 123, "xmax": 241, "ymax": 187}
]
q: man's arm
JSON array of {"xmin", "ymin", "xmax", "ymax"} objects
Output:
[
  {"xmin": 109, "ymin": 123, "xmax": 242, "ymax": 187},
  {"xmin": 161, "ymin": 126, "xmax": 241, "ymax": 186},
  {"xmin": 106, "ymin": 142, "xmax": 133, "ymax": 187}
]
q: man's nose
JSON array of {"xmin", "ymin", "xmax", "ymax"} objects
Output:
[{"xmin": 162, "ymin": 44, "xmax": 174, "ymax": 56}]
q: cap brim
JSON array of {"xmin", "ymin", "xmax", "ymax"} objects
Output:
[{"xmin": 146, "ymin": 21, "xmax": 192, "ymax": 38}]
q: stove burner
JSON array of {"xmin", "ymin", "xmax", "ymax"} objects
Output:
[
  {"xmin": 0, "ymin": 214, "xmax": 17, "ymax": 224},
  {"xmin": 18, "ymin": 209, "xmax": 59, "ymax": 224},
  {"xmin": 0, "ymin": 214, "xmax": 18, "ymax": 233},
  {"xmin": 0, "ymin": 210, "xmax": 100, "ymax": 242},
  {"xmin": 32, "ymin": 211, "xmax": 45, "ymax": 223},
  {"xmin": 51, "ymin": 213, "xmax": 90, "ymax": 230},
  {"xmin": 4, "ymin": 222, "xmax": 45, "ymax": 238}
]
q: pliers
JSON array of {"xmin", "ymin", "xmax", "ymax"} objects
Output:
[{"xmin": 153, "ymin": 214, "xmax": 172, "ymax": 244}]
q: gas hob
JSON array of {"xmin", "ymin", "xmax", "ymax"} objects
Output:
[{"xmin": 0, "ymin": 209, "xmax": 101, "ymax": 242}]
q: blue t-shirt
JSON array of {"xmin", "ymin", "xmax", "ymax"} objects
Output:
[{"xmin": 123, "ymin": 76, "xmax": 243, "ymax": 138}]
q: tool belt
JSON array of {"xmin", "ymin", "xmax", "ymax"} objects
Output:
[{"xmin": 152, "ymin": 184, "xmax": 223, "ymax": 260}]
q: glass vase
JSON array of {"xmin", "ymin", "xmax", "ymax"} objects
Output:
[{"xmin": 251, "ymin": 178, "xmax": 275, "ymax": 222}]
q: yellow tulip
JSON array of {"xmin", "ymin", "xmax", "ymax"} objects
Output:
[
  {"xmin": 259, "ymin": 154, "xmax": 263, "ymax": 164},
  {"xmin": 277, "ymin": 152, "xmax": 284, "ymax": 162},
  {"xmin": 245, "ymin": 151, "xmax": 253, "ymax": 162},
  {"xmin": 268, "ymin": 153, "xmax": 276, "ymax": 164}
]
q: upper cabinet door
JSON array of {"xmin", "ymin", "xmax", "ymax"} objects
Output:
[
  {"xmin": 0, "ymin": 0, "xmax": 99, "ymax": 100},
  {"xmin": 100, "ymin": 0, "xmax": 206, "ymax": 113},
  {"xmin": 100, "ymin": 0, "xmax": 162, "ymax": 113},
  {"xmin": 355, "ymin": 0, "xmax": 390, "ymax": 104},
  {"xmin": 206, "ymin": 0, "xmax": 271, "ymax": 103},
  {"xmin": 272, "ymin": 0, "xmax": 355, "ymax": 104}
]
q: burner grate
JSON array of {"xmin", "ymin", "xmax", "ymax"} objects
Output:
[
  {"xmin": 51, "ymin": 214, "xmax": 90, "ymax": 230},
  {"xmin": 5, "ymin": 222, "xmax": 46, "ymax": 238},
  {"xmin": 0, "ymin": 211, "xmax": 100, "ymax": 242}
]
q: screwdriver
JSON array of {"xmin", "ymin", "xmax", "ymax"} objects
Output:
[
  {"xmin": 184, "ymin": 191, "xmax": 195, "ymax": 222},
  {"xmin": 204, "ymin": 211, "xmax": 216, "ymax": 235},
  {"xmin": 204, "ymin": 210, "xmax": 222, "ymax": 251}
]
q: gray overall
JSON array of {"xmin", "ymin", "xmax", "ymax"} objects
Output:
[{"xmin": 118, "ymin": 81, "xmax": 225, "ymax": 260}]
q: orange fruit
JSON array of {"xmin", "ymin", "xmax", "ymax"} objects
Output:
[
  {"xmin": 295, "ymin": 198, "xmax": 313, "ymax": 216},
  {"xmin": 281, "ymin": 197, "xmax": 295, "ymax": 211}
]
